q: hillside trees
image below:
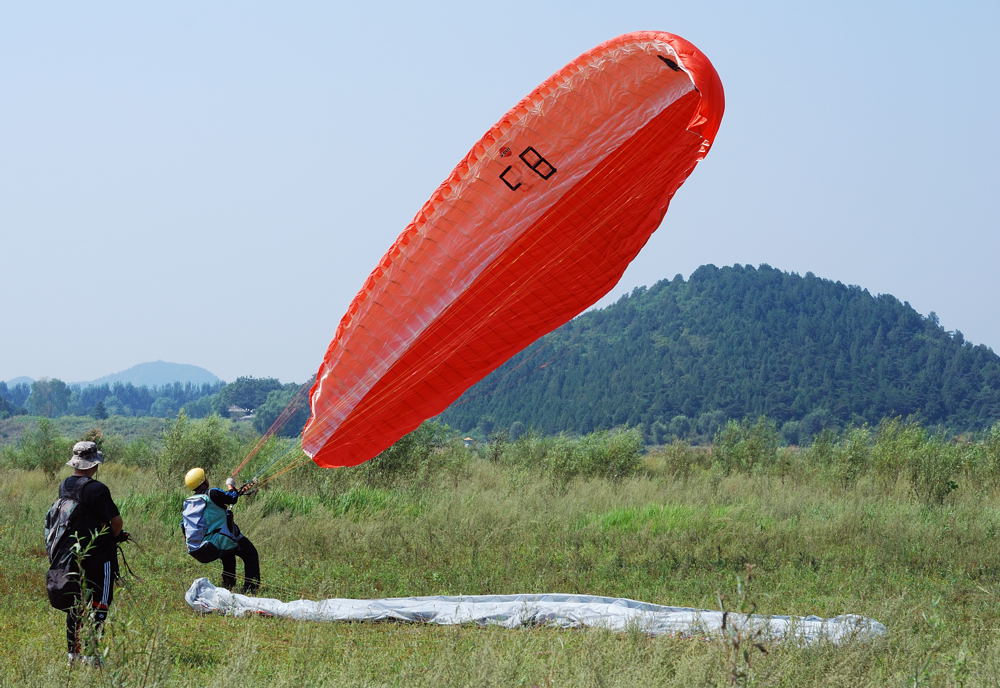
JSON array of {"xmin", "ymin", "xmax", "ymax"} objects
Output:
[
  {"xmin": 25, "ymin": 379, "xmax": 71, "ymax": 417},
  {"xmin": 441, "ymin": 264, "xmax": 1000, "ymax": 441},
  {"xmin": 217, "ymin": 376, "xmax": 283, "ymax": 413},
  {"xmin": 0, "ymin": 396, "xmax": 20, "ymax": 419},
  {"xmin": 253, "ymin": 383, "xmax": 311, "ymax": 437},
  {"xmin": 0, "ymin": 382, "xmax": 30, "ymax": 410}
]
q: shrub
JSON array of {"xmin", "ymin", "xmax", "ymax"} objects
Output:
[
  {"xmin": 157, "ymin": 411, "xmax": 241, "ymax": 482},
  {"xmin": 908, "ymin": 434, "xmax": 962, "ymax": 504},
  {"xmin": 361, "ymin": 421, "xmax": 453, "ymax": 482},
  {"xmin": 19, "ymin": 418, "xmax": 69, "ymax": 478},
  {"xmin": 833, "ymin": 425, "xmax": 872, "ymax": 488},
  {"xmin": 803, "ymin": 428, "xmax": 838, "ymax": 466},
  {"xmin": 88, "ymin": 431, "xmax": 154, "ymax": 469},
  {"xmin": 117, "ymin": 437, "xmax": 156, "ymax": 468},
  {"xmin": 653, "ymin": 439, "xmax": 709, "ymax": 479},
  {"xmin": 503, "ymin": 431, "xmax": 559, "ymax": 469},
  {"xmin": 545, "ymin": 427, "xmax": 644, "ymax": 480},
  {"xmin": 871, "ymin": 417, "xmax": 926, "ymax": 486},
  {"xmin": 484, "ymin": 430, "xmax": 507, "ymax": 464},
  {"xmin": 981, "ymin": 422, "xmax": 1000, "ymax": 481},
  {"xmin": 712, "ymin": 417, "xmax": 779, "ymax": 475}
]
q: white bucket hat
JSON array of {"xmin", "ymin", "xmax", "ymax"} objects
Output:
[{"xmin": 66, "ymin": 441, "xmax": 105, "ymax": 470}]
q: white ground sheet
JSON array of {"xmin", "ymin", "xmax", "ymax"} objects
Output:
[{"xmin": 185, "ymin": 578, "xmax": 885, "ymax": 645}]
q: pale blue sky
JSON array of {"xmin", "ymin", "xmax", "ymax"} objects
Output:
[{"xmin": 2, "ymin": 1, "xmax": 997, "ymax": 383}]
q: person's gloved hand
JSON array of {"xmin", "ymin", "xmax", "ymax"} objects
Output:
[
  {"xmin": 115, "ymin": 531, "xmax": 131, "ymax": 543},
  {"xmin": 225, "ymin": 477, "xmax": 236, "ymax": 491}
]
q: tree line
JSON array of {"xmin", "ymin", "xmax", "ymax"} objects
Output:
[
  {"xmin": 0, "ymin": 379, "xmax": 223, "ymax": 419},
  {"xmin": 0, "ymin": 376, "xmax": 309, "ymax": 438}
]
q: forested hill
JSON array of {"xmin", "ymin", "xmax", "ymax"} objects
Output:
[{"xmin": 440, "ymin": 264, "xmax": 1000, "ymax": 443}]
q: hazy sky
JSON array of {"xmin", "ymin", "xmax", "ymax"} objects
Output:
[{"xmin": 2, "ymin": 1, "xmax": 997, "ymax": 384}]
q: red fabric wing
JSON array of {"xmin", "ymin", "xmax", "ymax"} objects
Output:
[{"xmin": 304, "ymin": 31, "xmax": 724, "ymax": 467}]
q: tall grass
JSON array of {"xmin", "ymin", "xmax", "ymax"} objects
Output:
[{"xmin": 5, "ymin": 420, "xmax": 1000, "ymax": 685}]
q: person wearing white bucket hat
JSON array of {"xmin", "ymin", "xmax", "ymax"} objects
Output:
[{"xmin": 54, "ymin": 440, "xmax": 128, "ymax": 666}]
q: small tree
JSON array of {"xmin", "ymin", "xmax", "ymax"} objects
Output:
[
  {"xmin": 908, "ymin": 435, "xmax": 962, "ymax": 505},
  {"xmin": 834, "ymin": 425, "xmax": 872, "ymax": 488},
  {"xmin": 871, "ymin": 417, "xmax": 925, "ymax": 487},
  {"xmin": 713, "ymin": 417, "xmax": 779, "ymax": 475},
  {"xmin": 158, "ymin": 411, "xmax": 241, "ymax": 481},
  {"xmin": 22, "ymin": 418, "xmax": 68, "ymax": 478}
]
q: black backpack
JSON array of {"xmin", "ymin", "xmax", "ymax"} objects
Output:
[{"xmin": 43, "ymin": 477, "xmax": 91, "ymax": 610}]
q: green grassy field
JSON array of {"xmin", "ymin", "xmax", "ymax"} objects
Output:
[{"xmin": 4, "ymin": 420, "xmax": 1000, "ymax": 687}]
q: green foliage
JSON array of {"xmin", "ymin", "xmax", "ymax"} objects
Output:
[
  {"xmin": 180, "ymin": 393, "xmax": 217, "ymax": 418},
  {"xmin": 907, "ymin": 434, "xmax": 963, "ymax": 504},
  {"xmin": 0, "ymin": 415, "xmax": 170, "ymax": 449},
  {"xmin": 257, "ymin": 490, "xmax": 321, "ymax": 518},
  {"xmin": 980, "ymin": 421, "xmax": 1000, "ymax": 478},
  {"xmin": 13, "ymin": 418, "xmax": 69, "ymax": 477},
  {"xmin": 647, "ymin": 440, "xmax": 710, "ymax": 479},
  {"xmin": 498, "ymin": 430, "xmax": 565, "ymax": 468},
  {"xmin": 587, "ymin": 503, "xmax": 722, "ymax": 534},
  {"xmin": 107, "ymin": 435, "xmax": 156, "ymax": 468},
  {"xmin": 441, "ymin": 264, "xmax": 1000, "ymax": 439},
  {"xmin": 157, "ymin": 411, "xmax": 241, "ymax": 482},
  {"xmin": 79, "ymin": 427, "xmax": 105, "ymax": 449},
  {"xmin": 497, "ymin": 427, "xmax": 644, "ymax": 480},
  {"xmin": 0, "ymin": 379, "xmax": 227, "ymax": 420},
  {"xmin": 330, "ymin": 485, "xmax": 393, "ymax": 517},
  {"xmin": 802, "ymin": 428, "xmax": 837, "ymax": 466},
  {"xmin": 833, "ymin": 426, "xmax": 872, "ymax": 488},
  {"xmin": 871, "ymin": 417, "xmax": 926, "ymax": 486},
  {"xmin": 25, "ymin": 379, "xmax": 71, "ymax": 417},
  {"xmin": 564, "ymin": 427, "xmax": 644, "ymax": 479},
  {"xmin": 361, "ymin": 421, "xmax": 455, "ymax": 483},
  {"xmin": 712, "ymin": 417, "xmax": 779, "ymax": 475},
  {"xmin": 9, "ymin": 418, "xmax": 1000, "ymax": 685},
  {"xmin": 252, "ymin": 384, "xmax": 310, "ymax": 437},
  {"xmin": 0, "ymin": 395, "xmax": 19, "ymax": 419},
  {"xmin": 115, "ymin": 491, "xmax": 182, "ymax": 526},
  {"xmin": 217, "ymin": 376, "xmax": 283, "ymax": 412}
]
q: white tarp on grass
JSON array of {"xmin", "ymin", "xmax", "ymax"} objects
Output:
[{"xmin": 185, "ymin": 578, "xmax": 885, "ymax": 645}]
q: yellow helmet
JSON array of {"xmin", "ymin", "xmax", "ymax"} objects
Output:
[{"xmin": 184, "ymin": 467, "xmax": 207, "ymax": 490}]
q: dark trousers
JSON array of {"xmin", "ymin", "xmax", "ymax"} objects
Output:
[
  {"xmin": 192, "ymin": 537, "xmax": 260, "ymax": 594},
  {"xmin": 221, "ymin": 536, "xmax": 260, "ymax": 594},
  {"xmin": 65, "ymin": 557, "xmax": 116, "ymax": 654}
]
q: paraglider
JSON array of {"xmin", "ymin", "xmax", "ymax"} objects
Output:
[{"xmin": 303, "ymin": 31, "xmax": 725, "ymax": 468}]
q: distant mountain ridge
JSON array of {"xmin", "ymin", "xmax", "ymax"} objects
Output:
[
  {"xmin": 84, "ymin": 361, "xmax": 222, "ymax": 387},
  {"xmin": 440, "ymin": 264, "xmax": 1000, "ymax": 441},
  {"xmin": 4, "ymin": 362, "xmax": 223, "ymax": 388}
]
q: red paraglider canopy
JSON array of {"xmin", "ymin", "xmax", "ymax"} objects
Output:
[{"xmin": 304, "ymin": 31, "xmax": 724, "ymax": 467}]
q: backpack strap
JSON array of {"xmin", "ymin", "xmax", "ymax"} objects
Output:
[{"xmin": 60, "ymin": 476, "xmax": 93, "ymax": 501}]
